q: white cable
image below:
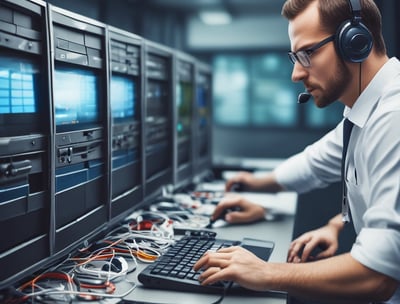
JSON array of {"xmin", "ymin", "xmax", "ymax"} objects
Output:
[{"xmin": 22, "ymin": 280, "xmax": 137, "ymax": 300}]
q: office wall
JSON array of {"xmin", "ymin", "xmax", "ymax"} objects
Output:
[{"xmin": 187, "ymin": 15, "xmax": 289, "ymax": 50}]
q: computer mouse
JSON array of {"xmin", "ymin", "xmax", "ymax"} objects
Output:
[
  {"xmin": 230, "ymin": 182, "xmax": 244, "ymax": 192},
  {"xmin": 209, "ymin": 206, "xmax": 242, "ymax": 225}
]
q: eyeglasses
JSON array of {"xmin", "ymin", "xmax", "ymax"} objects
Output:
[{"xmin": 288, "ymin": 35, "xmax": 335, "ymax": 68}]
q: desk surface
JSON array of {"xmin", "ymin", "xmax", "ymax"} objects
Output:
[{"xmin": 117, "ymin": 213, "xmax": 295, "ymax": 304}]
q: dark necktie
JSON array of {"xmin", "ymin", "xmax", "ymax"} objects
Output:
[{"xmin": 341, "ymin": 118, "xmax": 354, "ymax": 223}]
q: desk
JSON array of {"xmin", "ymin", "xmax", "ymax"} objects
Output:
[{"xmin": 118, "ymin": 213, "xmax": 296, "ymax": 304}]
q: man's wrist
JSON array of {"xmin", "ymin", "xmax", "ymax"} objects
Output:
[{"xmin": 328, "ymin": 214, "xmax": 345, "ymax": 232}]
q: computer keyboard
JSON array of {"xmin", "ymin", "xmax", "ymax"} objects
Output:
[{"xmin": 138, "ymin": 232, "xmax": 274, "ymax": 293}]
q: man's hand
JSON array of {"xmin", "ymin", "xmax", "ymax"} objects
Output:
[
  {"xmin": 287, "ymin": 215, "xmax": 344, "ymax": 263},
  {"xmin": 212, "ymin": 195, "xmax": 266, "ymax": 224},
  {"xmin": 193, "ymin": 246, "xmax": 269, "ymax": 291}
]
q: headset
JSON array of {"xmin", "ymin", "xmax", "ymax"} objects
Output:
[{"xmin": 335, "ymin": 0, "xmax": 373, "ymax": 62}]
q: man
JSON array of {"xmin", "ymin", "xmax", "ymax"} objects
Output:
[{"xmin": 193, "ymin": 0, "xmax": 400, "ymax": 302}]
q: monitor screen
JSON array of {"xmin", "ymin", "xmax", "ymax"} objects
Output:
[
  {"xmin": 176, "ymin": 81, "xmax": 193, "ymax": 138},
  {"xmin": 110, "ymin": 74, "xmax": 135, "ymax": 120},
  {"xmin": 54, "ymin": 67, "xmax": 99, "ymax": 129},
  {"xmin": 147, "ymin": 81, "xmax": 168, "ymax": 119},
  {"xmin": 0, "ymin": 54, "xmax": 42, "ymax": 137},
  {"xmin": 0, "ymin": 55, "xmax": 38, "ymax": 115},
  {"xmin": 196, "ymin": 85, "xmax": 208, "ymax": 130}
]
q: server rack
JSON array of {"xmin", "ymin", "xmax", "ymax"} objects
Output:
[
  {"xmin": 173, "ymin": 52, "xmax": 196, "ymax": 189},
  {"xmin": 193, "ymin": 61, "xmax": 213, "ymax": 182},
  {"xmin": 48, "ymin": 5, "xmax": 110, "ymax": 254},
  {"xmin": 108, "ymin": 26, "xmax": 144, "ymax": 222},
  {"xmin": 143, "ymin": 40, "xmax": 174, "ymax": 200},
  {"xmin": 0, "ymin": 0, "xmax": 52, "ymax": 289}
]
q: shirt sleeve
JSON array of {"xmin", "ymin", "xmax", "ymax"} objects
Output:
[
  {"xmin": 274, "ymin": 123, "xmax": 344, "ymax": 194},
  {"xmin": 350, "ymin": 104, "xmax": 400, "ymax": 281},
  {"xmin": 351, "ymin": 228, "xmax": 400, "ymax": 281}
]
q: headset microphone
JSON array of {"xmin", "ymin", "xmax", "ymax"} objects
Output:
[{"xmin": 297, "ymin": 92, "xmax": 312, "ymax": 104}]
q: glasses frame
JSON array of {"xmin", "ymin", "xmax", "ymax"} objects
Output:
[{"xmin": 288, "ymin": 35, "xmax": 335, "ymax": 68}]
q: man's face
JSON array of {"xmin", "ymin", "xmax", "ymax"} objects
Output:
[{"xmin": 288, "ymin": 1, "xmax": 351, "ymax": 108}]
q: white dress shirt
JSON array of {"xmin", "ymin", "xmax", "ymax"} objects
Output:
[{"xmin": 274, "ymin": 57, "xmax": 400, "ymax": 303}]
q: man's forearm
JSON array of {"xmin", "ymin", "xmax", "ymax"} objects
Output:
[
  {"xmin": 258, "ymin": 173, "xmax": 285, "ymax": 193},
  {"xmin": 263, "ymin": 253, "xmax": 397, "ymax": 303}
]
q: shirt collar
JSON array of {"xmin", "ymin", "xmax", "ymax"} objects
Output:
[{"xmin": 343, "ymin": 57, "xmax": 400, "ymax": 128}]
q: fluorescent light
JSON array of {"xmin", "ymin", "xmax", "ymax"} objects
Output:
[{"xmin": 199, "ymin": 10, "xmax": 232, "ymax": 25}]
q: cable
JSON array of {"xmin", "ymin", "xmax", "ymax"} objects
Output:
[
  {"xmin": 18, "ymin": 279, "xmax": 137, "ymax": 301},
  {"xmin": 100, "ymin": 224, "xmax": 174, "ymax": 262},
  {"xmin": 16, "ymin": 271, "xmax": 77, "ymax": 303}
]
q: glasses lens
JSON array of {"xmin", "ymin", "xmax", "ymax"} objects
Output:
[
  {"xmin": 288, "ymin": 52, "xmax": 297, "ymax": 65},
  {"xmin": 297, "ymin": 51, "xmax": 311, "ymax": 67}
]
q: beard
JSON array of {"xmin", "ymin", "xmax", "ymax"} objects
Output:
[{"xmin": 313, "ymin": 59, "xmax": 351, "ymax": 108}]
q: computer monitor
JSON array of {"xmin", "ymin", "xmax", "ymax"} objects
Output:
[
  {"xmin": 110, "ymin": 74, "xmax": 135, "ymax": 120},
  {"xmin": 108, "ymin": 27, "xmax": 143, "ymax": 220},
  {"xmin": 54, "ymin": 66, "xmax": 100, "ymax": 131},
  {"xmin": 0, "ymin": 56, "xmax": 37, "ymax": 114},
  {"xmin": 143, "ymin": 40, "xmax": 174, "ymax": 200},
  {"xmin": 0, "ymin": 54, "xmax": 41, "ymax": 137}
]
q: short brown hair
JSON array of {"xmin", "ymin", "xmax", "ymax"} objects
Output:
[{"xmin": 281, "ymin": 0, "xmax": 386, "ymax": 55}]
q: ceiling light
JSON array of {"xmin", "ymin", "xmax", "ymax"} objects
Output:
[{"xmin": 199, "ymin": 10, "xmax": 232, "ymax": 25}]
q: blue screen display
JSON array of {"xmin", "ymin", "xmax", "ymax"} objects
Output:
[
  {"xmin": 54, "ymin": 68, "xmax": 98, "ymax": 126},
  {"xmin": 0, "ymin": 56, "xmax": 38, "ymax": 114},
  {"xmin": 196, "ymin": 85, "xmax": 208, "ymax": 129},
  {"xmin": 110, "ymin": 74, "xmax": 135, "ymax": 119}
]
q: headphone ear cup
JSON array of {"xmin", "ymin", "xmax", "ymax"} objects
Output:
[{"xmin": 335, "ymin": 20, "xmax": 373, "ymax": 62}]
